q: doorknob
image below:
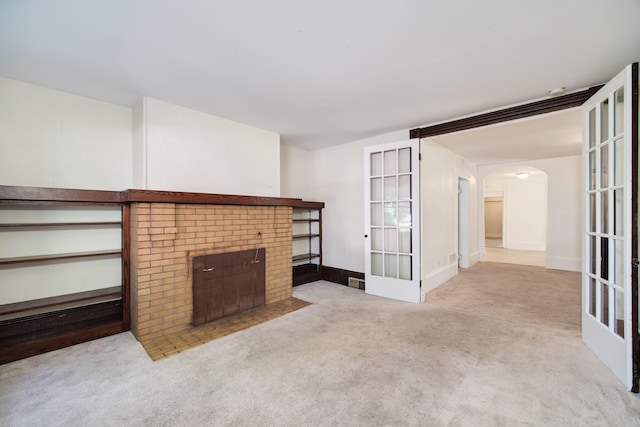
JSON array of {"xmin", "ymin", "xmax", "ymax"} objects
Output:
[{"xmin": 202, "ymin": 267, "xmax": 215, "ymax": 272}]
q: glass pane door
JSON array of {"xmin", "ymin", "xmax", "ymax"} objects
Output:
[
  {"xmin": 364, "ymin": 140, "xmax": 420, "ymax": 303},
  {"xmin": 585, "ymin": 92, "xmax": 626, "ymax": 338},
  {"xmin": 370, "ymin": 147, "xmax": 413, "ymax": 280},
  {"xmin": 582, "ymin": 63, "xmax": 638, "ymax": 391}
]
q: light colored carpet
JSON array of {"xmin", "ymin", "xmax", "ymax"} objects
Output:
[{"xmin": 1, "ymin": 263, "xmax": 639, "ymax": 426}]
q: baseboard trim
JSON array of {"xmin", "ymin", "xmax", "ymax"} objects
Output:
[
  {"xmin": 460, "ymin": 251, "xmax": 480, "ymax": 269},
  {"xmin": 545, "ymin": 256, "xmax": 581, "ymax": 272},
  {"xmin": 422, "ymin": 263, "xmax": 458, "ymax": 295},
  {"xmin": 504, "ymin": 241, "xmax": 546, "ymax": 251},
  {"xmin": 293, "ymin": 264, "xmax": 322, "ymax": 286},
  {"xmin": 322, "ymin": 266, "xmax": 365, "ymax": 287},
  {"xmin": 469, "ymin": 251, "xmax": 480, "ymax": 267}
]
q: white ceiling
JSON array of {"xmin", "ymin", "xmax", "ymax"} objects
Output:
[
  {"xmin": 431, "ymin": 108, "xmax": 582, "ymax": 165},
  {"xmin": 0, "ymin": 1, "xmax": 638, "ymax": 151}
]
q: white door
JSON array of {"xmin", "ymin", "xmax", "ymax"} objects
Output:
[
  {"xmin": 582, "ymin": 62, "xmax": 639, "ymax": 391},
  {"xmin": 364, "ymin": 140, "xmax": 420, "ymax": 303}
]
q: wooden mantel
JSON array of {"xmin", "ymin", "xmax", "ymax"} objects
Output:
[{"xmin": 0, "ymin": 185, "xmax": 324, "ymax": 209}]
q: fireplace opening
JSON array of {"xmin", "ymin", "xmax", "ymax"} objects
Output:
[{"xmin": 192, "ymin": 249, "xmax": 266, "ymax": 326}]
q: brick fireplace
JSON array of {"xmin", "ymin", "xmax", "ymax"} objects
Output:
[
  {"xmin": 0, "ymin": 185, "xmax": 323, "ymax": 364},
  {"xmin": 129, "ymin": 202, "xmax": 293, "ymax": 342}
]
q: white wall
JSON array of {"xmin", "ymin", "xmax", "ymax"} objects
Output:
[
  {"xmin": 0, "ymin": 80, "xmax": 284, "ymax": 306},
  {"xmin": 420, "ymin": 140, "xmax": 478, "ymax": 296},
  {"xmin": 0, "ymin": 78, "xmax": 132, "ymax": 305},
  {"xmin": 280, "ymin": 144, "xmax": 310, "ymax": 199},
  {"xmin": 305, "ymin": 130, "xmax": 407, "ymax": 273},
  {"xmin": 134, "ymin": 97, "xmax": 281, "ymax": 197},
  {"xmin": 484, "ymin": 172, "xmax": 548, "ymax": 251},
  {"xmin": 132, "ymin": 100, "xmax": 146, "ymax": 189},
  {"xmin": 0, "ymin": 77, "xmax": 132, "ymax": 190},
  {"xmin": 479, "ymin": 155, "xmax": 582, "ymax": 271},
  {"xmin": 292, "ymin": 131, "xmax": 480, "ymax": 294}
]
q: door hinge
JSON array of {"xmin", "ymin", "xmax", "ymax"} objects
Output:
[
  {"xmin": 632, "ymin": 258, "xmax": 639, "ymax": 268},
  {"xmin": 419, "ymin": 153, "xmax": 422, "ymax": 161},
  {"xmin": 419, "ymin": 280, "xmax": 422, "ymax": 288}
]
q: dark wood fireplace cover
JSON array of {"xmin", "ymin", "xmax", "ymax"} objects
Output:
[{"xmin": 192, "ymin": 249, "xmax": 266, "ymax": 326}]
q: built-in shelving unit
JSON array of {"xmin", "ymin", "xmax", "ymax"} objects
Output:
[
  {"xmin": 0, "ymin": 187, "xmax": 129, "ymax": 365},
  {"xmin": 292, "ymin": 202, "xmax": 323, "ymax": 286}
]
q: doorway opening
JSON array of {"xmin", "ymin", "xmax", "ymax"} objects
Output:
[
  {"xmin": 483, "ymin": 166, "xmax": 548, "ymax": 267},
  {"xmin": 484, "ymin": 194, "xmax": 504, "ymax": 248}
]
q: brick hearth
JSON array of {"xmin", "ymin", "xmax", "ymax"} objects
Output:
[{"xmin": 130, "ymin": 202, "xmax": 292, "ymax": 341}]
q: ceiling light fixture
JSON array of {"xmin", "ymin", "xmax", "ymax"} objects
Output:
[
  {"xmin": 515, "ymin": 172, "xmax": 529, "ymax": 179},
  {"xmin": 548, "ymin": 87, "xmax": 566, "ymax": 97}
]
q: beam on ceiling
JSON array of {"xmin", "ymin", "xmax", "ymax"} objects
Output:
[{"xmin": 409, "ymin": 85, "xmax": 604, "ymax": 139}]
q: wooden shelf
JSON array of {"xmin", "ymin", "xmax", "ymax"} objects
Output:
[
  {"xmin": 0, "ymin": 222, "xmax": 121, "ymax": 228},
  {"xmin": 292, "ymin": 206, "xmax": 322, "ymax": 285},
  {"xmin": 293, "ymin": 233, "xmax": 320, "ymax": 240},
  {"xmin": 0, "ymin": 250, "xmax": 122, "ymax": 265},
  {"xmin": 292, "ymin": 253, "xmax": 320, "ymax": 262},
  {"xmin": 0, "ymin": 286, "xmax": 122, "ymax": 321}
]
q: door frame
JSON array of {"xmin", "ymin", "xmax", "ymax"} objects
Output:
[
  {"xmin": 630, "ymin": 62, "xmax": 639, "ymax": 393},
  {"xmin": 458, "ymin": 177, "xmax": 470, "ymax": 268}
]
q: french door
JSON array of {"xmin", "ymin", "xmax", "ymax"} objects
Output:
[
  {"xmin": 582, "ymin": 63, "xmax": 638, "ymax": 392},
  {"xmin": 364, "ymin": 140, "xmax": 421, "ymax": 303}
]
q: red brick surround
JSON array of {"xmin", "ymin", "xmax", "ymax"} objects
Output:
[{"xmin": 130, "ymin": 203, "xmax": 292, "ymax": 341}]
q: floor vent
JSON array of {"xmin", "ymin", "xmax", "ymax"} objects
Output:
[{"xmin": 348, "ymin": 277, "xmax": 365, "ymax": 290}]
